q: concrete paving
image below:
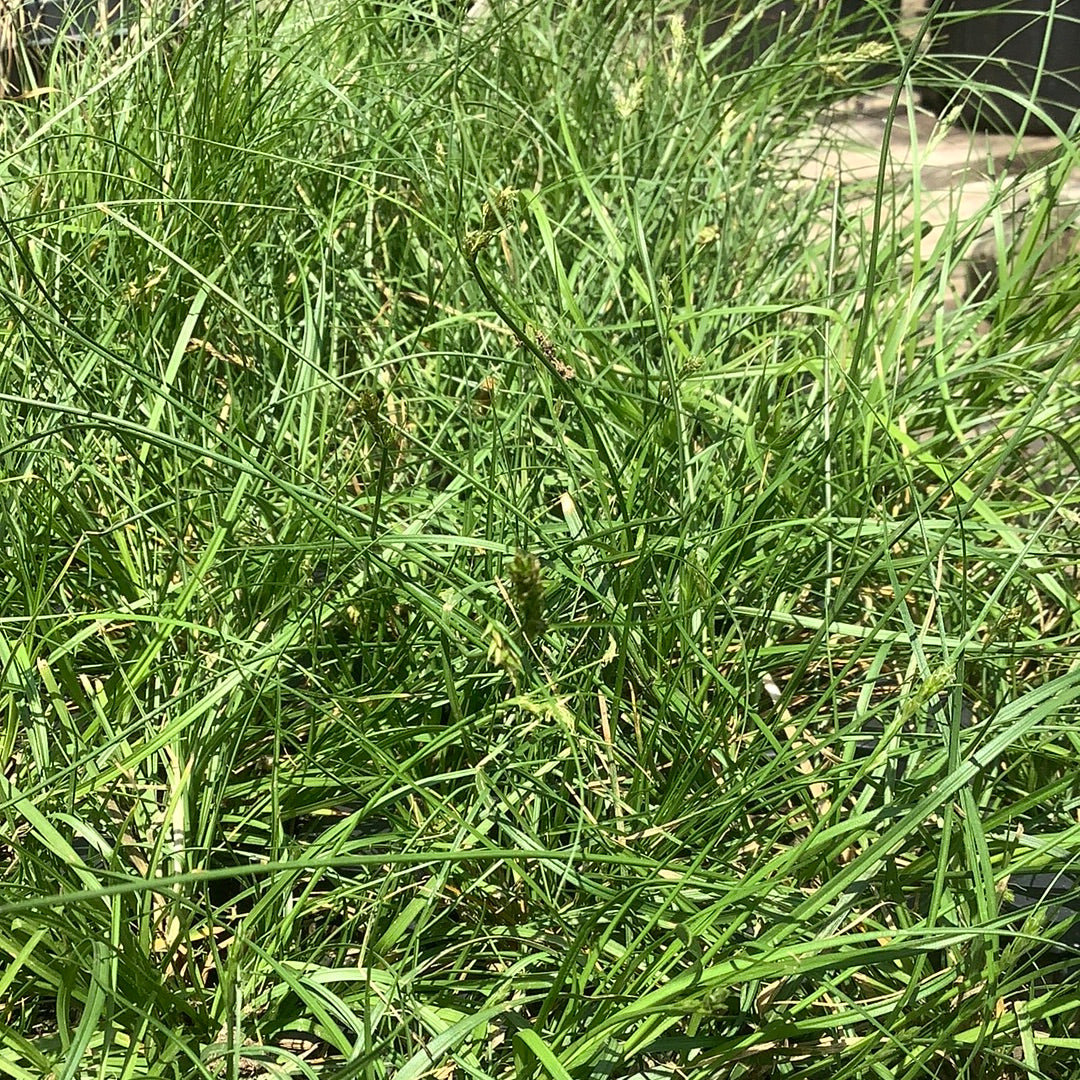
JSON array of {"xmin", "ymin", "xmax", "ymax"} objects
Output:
[{"xmin": 799, "ymin": 86, "xmax": 1080, "ymax": 304}]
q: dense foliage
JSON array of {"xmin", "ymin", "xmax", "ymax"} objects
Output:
[{"xmin": 1, "ymin": 1, "xmax": 1079, "ymax": 1076}]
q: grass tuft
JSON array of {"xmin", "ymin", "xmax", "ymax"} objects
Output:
[{"xmin": 2, "ymin": 0, "xmax": 1080, "ymax": 1076}]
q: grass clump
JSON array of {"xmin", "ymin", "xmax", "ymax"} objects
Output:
[{"xmin": 1, "ymin": 1, "xmax": 1080, "ymax": 1076}]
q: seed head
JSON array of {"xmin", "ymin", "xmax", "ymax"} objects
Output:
[{"xmin": 508, "ymin": 550, "xmax": 546, "ymax": 643}]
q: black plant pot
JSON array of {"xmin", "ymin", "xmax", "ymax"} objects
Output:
[
  {"xmin": 699, "ymin": 1, "xmax": 901, "ymax": 83},
  {"xmin": 20, "ymin": 0, "xmax": 127, "ymax": 48},
  {"xmin": 921, "ymin": 0, "xmax": 1080, "ymax": 135},
  {"xmin": 2, "ymin": 0, "xmax": 182, "ymax": 94}
]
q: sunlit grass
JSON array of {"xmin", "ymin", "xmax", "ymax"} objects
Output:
[{"xmin": 1, "ymin": 1, "xmax": 1079, "ymax": 1076}]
